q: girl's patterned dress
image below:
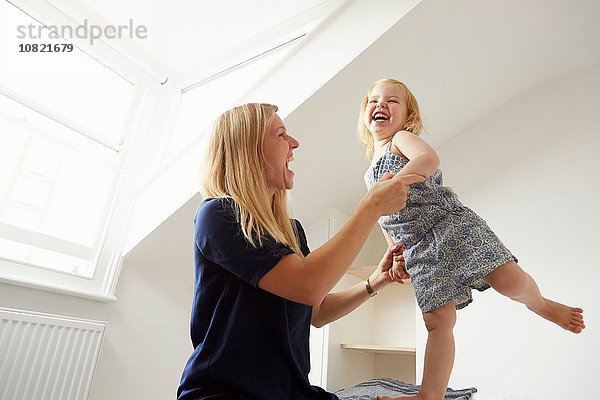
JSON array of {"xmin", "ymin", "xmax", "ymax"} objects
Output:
[{"xmin": 364, "ymin": 145, "xmax": 516, "ymax": 313}]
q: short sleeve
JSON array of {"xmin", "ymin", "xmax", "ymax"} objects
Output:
[
  {"xmin": 293, "ymin": 219, "xmax": 310, "ymax": 257},
  {"xmin": 195, "ymin": 198, "xmax": 295, "ymax": 287}
]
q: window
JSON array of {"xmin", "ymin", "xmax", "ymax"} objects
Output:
[
  {"xmin": 162, "ymin": 26, "xmax": 314, "ymax": 165},
  {"xmin": 0, "ymin": 2, "xmax": 139, "ymax": 294},
  {"xmin": 0, "ymin": 94, "xmax": 119, "ymax": 276}
]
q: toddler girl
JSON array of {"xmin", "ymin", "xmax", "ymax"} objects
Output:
[{"xmin": 359, "ymin": 78, "xmax": 585, "ymax": 400}]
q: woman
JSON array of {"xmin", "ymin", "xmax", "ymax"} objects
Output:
[{"xmin": 177, "ymin": 103, "xmax": 423, "ymax": 399}]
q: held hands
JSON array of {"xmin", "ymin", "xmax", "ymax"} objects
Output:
[
  {"xmin": 389, "ymin": 247, "xmax": 410, "ymax": 283},
  {"xmin": 368, "ymin": 243, "xmax": 409, "ymax": 292},
  {"xmin": 366, "ymin": 173, "xmax": 424, "ymax": 217}
]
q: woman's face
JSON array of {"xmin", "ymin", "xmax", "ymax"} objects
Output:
[
  {"xmin": 262, "ymin": 113, "xmax": 299, "ymax": 196},
  {"xmin": 363, "ymin": 82, "xmax": 409, "ymax": 141}
]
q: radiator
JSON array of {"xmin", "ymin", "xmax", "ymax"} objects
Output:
[{"xmin": 0, "ymin": 307, "xmax": 106, "ymax": 400}]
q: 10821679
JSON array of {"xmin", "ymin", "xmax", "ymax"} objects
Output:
[{"xmin": 18, "ymin": 43, "xmax": 74, "ymax": 52}]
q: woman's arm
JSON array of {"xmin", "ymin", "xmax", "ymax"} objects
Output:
[
  {"xmin": 258, "ymin": 173, "xmax": 424, "ymax": 306},
  {"xmin": 311, "ymin": 244, "xmax": 404, "ymax": 327},
  {"xmin": 391, "ymin": 131, "xmax": 440, "ymax": 179}
]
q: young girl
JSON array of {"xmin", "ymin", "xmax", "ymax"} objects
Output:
[{"xmin": 358, "ymin": 79, "xmax": 586, "ymax": 400}]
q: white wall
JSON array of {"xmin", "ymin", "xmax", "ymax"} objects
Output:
[
  {"xmin": 415, "ymin": 66, "xmax": 600, "ymax": 399},
  {"xmin": 304, "ymin": 209, "xmax": 376, "ymax": 391},
  {"xmin": 305, "ymin": 208, "xmax": 417, "ymax": 392},
  {"xmin": 325, "ymin": 260, "xmax": 417, "ymax": 392},
  {"xmin": 0, "ymin": 194, "xmax": 198, "ymax": 400}
]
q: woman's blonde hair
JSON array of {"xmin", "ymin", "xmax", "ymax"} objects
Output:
[
  {"xmin": 200, "ymin": 103, "xmax": 302, "ymax": 256},
  {"xmin": 357, "ymin": 78, "xmax": 424, "ymax": 160}
]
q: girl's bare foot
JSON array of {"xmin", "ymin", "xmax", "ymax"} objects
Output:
[{"xmin": 528, "ymin": 298, "xmax": 585, "ymax": 333}]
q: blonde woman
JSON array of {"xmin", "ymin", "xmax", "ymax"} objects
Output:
[{"xmin": 177, "ymin": 103, "xmax": 423, "ymax": 400}]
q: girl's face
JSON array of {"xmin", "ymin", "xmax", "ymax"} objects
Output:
[
  {"xmin": 262, "ymin": 113, "xmax": 299, "ymax": 197},
  {"xmin": 363, "ymin": 82, "xmax": 409, "ymax": 141}
]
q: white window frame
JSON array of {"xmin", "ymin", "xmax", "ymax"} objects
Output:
[
  {"xmin": 0, "ymin": 0, "xmax": 164, "ymax": 301},
  {"xmin": 155, "ymin": 18, "xmax": 321, "ymax": 173}
]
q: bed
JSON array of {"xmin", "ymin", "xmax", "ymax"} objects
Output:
[{"xmin": 335, "ymin": 378, "xmax": 477, "ymax": 399}]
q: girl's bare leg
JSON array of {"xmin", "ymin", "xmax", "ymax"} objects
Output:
[
  {"xmin": 484, "ymin": 261, "xmax": 585, "ymax": 333},
  {"xmin": 377, "ymin": 301, "xmax": 456, "ymax": 400}
]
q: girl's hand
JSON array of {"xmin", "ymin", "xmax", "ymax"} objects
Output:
[
  {"xmin": 389, "ymin": 248, "xmax": 410, "ymax": 283},
  {"xmin": 369, "ymin": 243, "xmax": 407, "ymax": 292}
]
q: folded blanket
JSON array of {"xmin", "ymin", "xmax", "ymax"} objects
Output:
[{"xmin": 335, "ymin": 378, "xmax": 477, "ymax": 400}]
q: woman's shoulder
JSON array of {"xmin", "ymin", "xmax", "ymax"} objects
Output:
[
  {"xmin": 195, "ymin": 197, "xmax": 236, "ymax": 224},
  {"xmin": 200, "ymin": 196, "xmax": 233, "ymax": 210}
]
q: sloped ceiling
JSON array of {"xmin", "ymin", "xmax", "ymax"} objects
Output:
[
  {"xmin": 48, "ymin": 0, "xmax": 345, "ymax": 79},
  {"xmin": 285, "ymin": 0, "xmax": 600, "ymax": 225},
  {"xmin": 125, "ymin": 0, "xmax": 600, "ymax": 264}
]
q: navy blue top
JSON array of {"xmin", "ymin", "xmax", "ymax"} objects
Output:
[{"xmin": 177, "ymin": 198, "xmax": 338, "ymax": 400}]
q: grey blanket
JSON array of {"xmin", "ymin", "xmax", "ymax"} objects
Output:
[{"xmin": 335, "ymin": 378, "xmax": 477, "ymax": 400}]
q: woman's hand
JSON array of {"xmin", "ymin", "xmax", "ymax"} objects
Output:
[
  {"xmin": 362, "ymin": 173, "xmax": 425, "ymax": 217},
  {"xmin": 368, "ymin": 243, "xmax": 408, "ymax": 293}
]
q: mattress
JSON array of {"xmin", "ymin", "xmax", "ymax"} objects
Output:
[{"xmin": 335, "ymin": 378, "xmax": 477, "ymax": 399}]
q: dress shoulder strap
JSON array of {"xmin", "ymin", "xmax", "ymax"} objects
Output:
[{"xmin": 386, "ymin": 139, "xmax": 394, "ymax": 151}]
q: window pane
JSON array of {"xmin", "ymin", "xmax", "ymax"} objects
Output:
[
  {"xmin": 0, "ymin": 1, "xmax": 136, "ymax": 144},
  {"xmin": 165, "ymin": 43, "xmax": 296, "ymax": 163},
  {"xmin": 0, "ymin": 237, "xmax": 92, "ymax": 276},
  {"xmin": 0, "ymin": 94, "xmax": 117, "ymax": 251}
]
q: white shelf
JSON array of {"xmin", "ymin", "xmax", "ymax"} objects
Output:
[
  {"xmin": 340, "ymin": 343, "xmax": 416, "ymax": 356},
  {"xmin": 348, "ymin": 266, "xmax": 411, "ymax": 284}
]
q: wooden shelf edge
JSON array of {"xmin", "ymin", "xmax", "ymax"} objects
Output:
[{"xmin": 340, "ymin": 343, "xmax": 416, "ymax": 356}]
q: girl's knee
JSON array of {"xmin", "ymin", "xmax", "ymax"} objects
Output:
[
  {"xmin": 486, "ymin": 262, "xmax": 531, "ymax": 298},
  {"xmin": 423, "ymin": 302, "xmax": 456, "ymax": 332}
]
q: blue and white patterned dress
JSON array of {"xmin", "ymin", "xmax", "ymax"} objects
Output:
[{"xmin": 364, "ymin": 145, "xmax": 516, "ymax": 313}]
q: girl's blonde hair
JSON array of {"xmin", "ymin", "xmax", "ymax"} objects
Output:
[
  {"xmin": 200, "ymin": 103, "xmax": 302, "ymax": 256},
  {"xmin": 357, "ymin": 78, "xmax": 424, "ymax": 160}
]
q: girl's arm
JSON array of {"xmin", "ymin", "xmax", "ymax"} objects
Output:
[
  {"xmin": 258, "ymin": 173, "xmax": 424, "ymax": 306},
  {"xmin": 381, "ymin": 226, "xmax": 395, "ymax": 247},
  {"xmin": 311, "ymin": 244, "xmax": 403, "ymax": 327},
  {"xmin": 391, "ymin": 130, "xmax": 440, "ymax": 179}
]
